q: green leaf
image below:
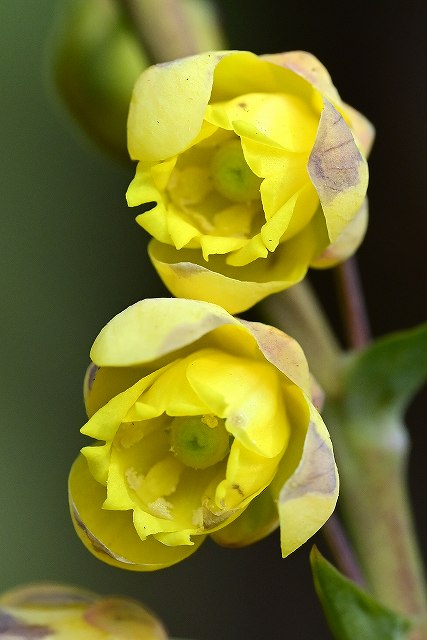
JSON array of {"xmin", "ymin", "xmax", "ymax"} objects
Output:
[
  {"xmin": 310, "ymin": 547, "xmax": 411, "ymax": 640},
  {"xmin": 344, "ymin": 322, "xmax": 427, "ymax": 421}
]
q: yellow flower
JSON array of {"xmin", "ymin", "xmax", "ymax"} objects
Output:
[
  {"xmin": 127, "ymin": 51, "xmax": 374, "ymax": 313},
  {"xmin": 69, "ymin": 298, "xmax": 338, "ymax": 570},
  {"xmin": 0, "ymin": 582, "xmax": 168, "ymax": 639}
]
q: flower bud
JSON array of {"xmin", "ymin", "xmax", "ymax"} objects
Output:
[
  {"xmin": 0, "ymin": 582, "xmax": 168, "ymax": 638},
  {"xmin": 51, "ymin": 0, "xmax": 148, "ymax": 160}
]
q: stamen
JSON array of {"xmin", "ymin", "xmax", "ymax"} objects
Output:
[{"xmin": 211, "ymin": 140, "xmax": 262, "ymax": 203}]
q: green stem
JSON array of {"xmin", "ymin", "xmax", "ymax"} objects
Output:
[
  {"xmin": 118, "ymin": 0, "xmax": 198, "ymax": 61},
  {"xmin": 325, "ymin": 403, "xmax": 427, "ymax": 620},
  {"xmin": 261, "ymin": 273, "xmax": 427, "ymax": 622},
  {"xmin": 332, "ymin": 257, "xmax": 427, "ymax": 619}
]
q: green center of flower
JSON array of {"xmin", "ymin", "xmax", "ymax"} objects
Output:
[
  {"xmin": 211, "ymin": 140, "xmax": 262, "ymax": 203},
  {"xmin": 169, "ymin": 414, "xmax": 230, "ymax": 470}
]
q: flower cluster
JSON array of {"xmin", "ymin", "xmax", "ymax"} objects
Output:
[
  {"xmin": 69, "ymin": 299, "xmax": 338, "ymax": 570},
  {"xmin": 69, "ymin": 49, "xmax": 372, "ymax": 571},
  {"xmin": 127, "ymin": 50, "xmax": 373, "ymax": 313}
]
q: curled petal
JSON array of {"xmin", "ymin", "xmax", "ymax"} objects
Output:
[
  {"xmin": 90, "ymin": 297, "xmax": 243, "ymax": 366},
  {"xmin": 311, "ymin": 198, "xmax": 369, "ymax": 268},
  {"xmin": 148, "ymin": 238, "xmax": 314, "ymax": 315},
  {"xmin": 262, "ymin": 50, "xmax": 340, "ymax": 105},
  {"xmin": 343, "ymin": 102, "xmax": 375, "ymax": 157},
  {"xmin": 308, "ymin": 99, "xmax": 369, "ymax": 242},
  {"xmin": 128, "ymin": 52, "xmax": 225, "ymax": 161},
  {"xmin": 69, "ymin": 455, "xmax": 205, "ymax": 571},
  {"xmin": 240, "ymin": 320, "xmax": 311, "ymax": 395},
  {"xmin": 277, "ymin": 414, "xmax": 338, "ymax": 557}
]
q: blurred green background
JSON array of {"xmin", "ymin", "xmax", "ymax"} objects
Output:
[{"xmin": 1, "ymin": 1, "xmax": 426, "ymax": 638}]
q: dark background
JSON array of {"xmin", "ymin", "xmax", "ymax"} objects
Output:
[{"xmin": 1, "ymin": 1, "xmax": 426, "ymax": 638}]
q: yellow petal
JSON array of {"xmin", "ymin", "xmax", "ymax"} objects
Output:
[
  {"xmin": 311, "ymin": 197, "xmax": 368, "ymax": 268},
  {"xmin": 216, "ymin": 442, "xmax": 281, "ymax": 510},
  {"xmin": 206, "ymin": 93, "xmax": 318, "ymax": 153},
  {"xmin": 210, "ymin": 51, "xmax": 279, "ymax": 100},
  {"xmin": 81, "ymin": 371, "xmax": 163, "ymax": 441},
  {"xmin": 262, "ymin": 51, "xmax": 341, "ymax": 105},
  {"xmin": 81, "ymin": 442, "xmax": 111, "ymax": 485},
  {"xmin": 342, "ymin": 102, "xmax": 375, "ymax": 157},
  {"xmin": 200, "ymin": 233, "xmax": 248, "ymax": 261},
  {"xmin": 90, "ymin": 297, "xmax": 243, "ymax": 367},
  {"xmin": 85, "ymin": 365, "xmax": 151, "ymax": 419},
  {"xmin": 69, "ymin": 455, "xmax": 205, "ymax": 571},
  {"xmin": 308, "ymin": 99, "xmax": 369, "ymax": 243},
  {"xmin": 260, "ymin": 183, "xmax": 318, "ymax": 251},
  {"xmin": 240, "ymin": 320, "xmax": 311, "ymax": 395},
  {"xmin": 185, "ymin": 350, "xmax": 289, "ymax": 457},
  {"xmin": 128, "ymin": 52, "xmax": 226, "ymax": 161},
  {"xmin": 81, "ymin": 369, "xmax": 162, "ymax": 440},
  {"xmin": 276, "ymin": 408, "xmax": 338, "ymax": 557},
  {"xmin": 141, "ymin": 356, "xmax": 213, "ymax": 416},
  {"xmin": 148, "ymin": 233, "xmax": 315, "ymax": 314},
  {"xmin": 225, "ymin": 233, "xmax": 268, "ymax": 266}
]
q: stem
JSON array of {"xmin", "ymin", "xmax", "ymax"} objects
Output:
[
  {"xmin": 326, "ymin": 406, "xmax": 427, "ymax": 619},
  {"xmin": 332, "ymin": 257, "xmax": 427, "ymax": 619},
  {"xmin": 321, "ymin": 514, "xmax": 366, "ymax": 587},
  {"xmin": 117, "ymin": 0, "xmax": 204, "ymax": 62},
  {"xmin": 262, "ymin": 275, "xmax": 427, "ymax": 622},
  {"xmin": 334, "ymin": 257, "xmax": 371, "ymax": 349}
]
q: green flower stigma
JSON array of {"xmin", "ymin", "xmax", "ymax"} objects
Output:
[
  {"xmin": 169, "ymin": 414, "xmax": 231, "ymax": 470},
  {"xmin": 211, "ymin": 139, "xmax": 262, "ymax": 203}
]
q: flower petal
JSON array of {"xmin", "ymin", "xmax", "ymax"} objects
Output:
[
  {"xmin": 308, "ymin": 99, "xmax": 369, "ymax": 243},
  {"xmin": 148, "ymin": 239, "xmax": 314, "ymax": 314},
  {"xmin": 277, "ymin": 412, "xmax": 338, "ymax": 557},
  {"xmin": 128, "ymin": 52, "xmax": 226, "ymax": 161},
  {"xmin": 216, "ymin": 442, "xmax": 281, "ymax": 510},
  {"xmin": 240, "ymin": 320, "xmax": 311, "ymax": 395},
  {"xmin": 206, "ymin": 93, "xmax": 318, "ymax": 153},
  {"xmin": 262, "ymin": 51, "xmax": 341, "ymax": 105},
  {"xmin": 185, "ymin": 350, "xmax": 290, "ymax": 457},
  {"xmin": 342, "ymin": 102, "xmax": 375, "ymax": 157},
  {"xmin": 311, "ymin": 197, "xmax": 368, "ymax": 268},
  {"xmin": 81, "ymin": 372, "xmax": 163, "ymax": 441},
  {"xmin": 69, "ymin": 455, "xmax": 205, "ymax": 570},
  {"xmin": 90, "ymin": 297, "xmax": 242, "ymax": 366}
]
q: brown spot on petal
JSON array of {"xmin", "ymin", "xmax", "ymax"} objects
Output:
[
  {"xmin": 239, "ymin": 319, "xmax": 310, "ymax": 393},
  {"xmin": 280, "ymin": 422, "xmax": 337, "ymax": 503},
  {"xmin": 308, "ymin": 100, "xmax": 364, "ymax": 206},
  {"xmin": 232, "ymin": 483, "xmax": 244, "ymax": 497}
]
